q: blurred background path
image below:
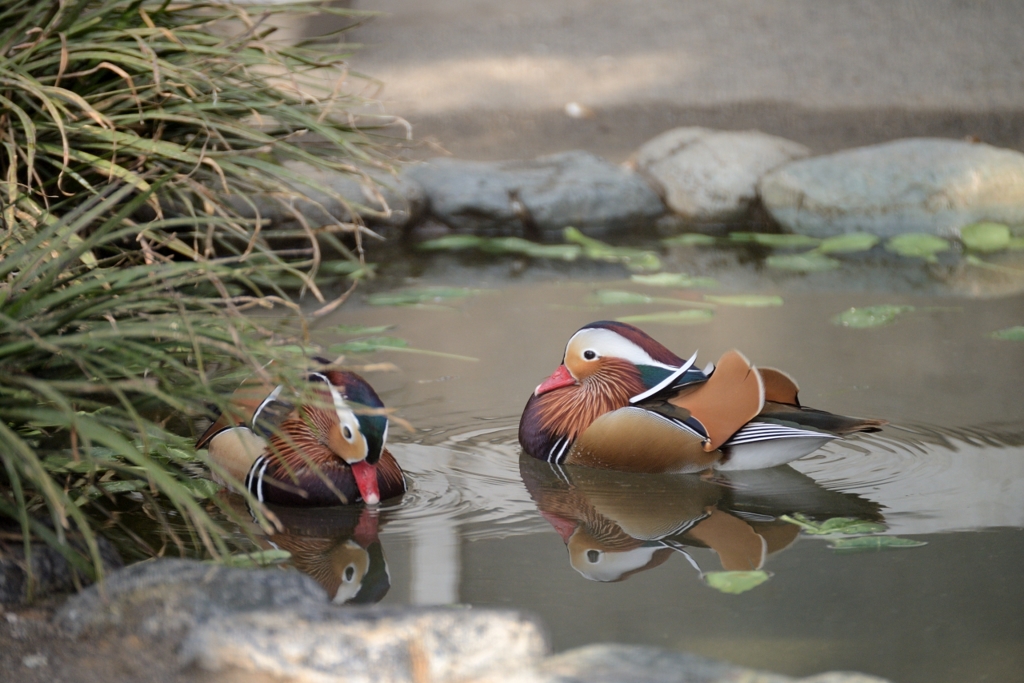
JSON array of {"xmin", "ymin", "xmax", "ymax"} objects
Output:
[{"xmin": 330, "ymin": 0, "xmax": 1024, "ymax": 160}]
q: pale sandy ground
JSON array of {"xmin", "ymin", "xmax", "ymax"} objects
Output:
[{"xmin": 322, "ymin": 0, "xmax": 1024, "ymax": 160}]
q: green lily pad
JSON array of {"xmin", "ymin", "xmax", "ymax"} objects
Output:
[
  {"xmin": 780, "ymin": 513, "xmax": 887, "ymax": 536},
  {"xmin": 766, "ymin": 252, "xmax": 841, "ymax": 272},
  {"xmin": 960, "ymin": 222, "xmax": 1011, "ymax": 252},
  {"xmin": 564, "ymin": 227, "xmax": 661, "ymax": 272},
  {"xmin": 817, "ymin": 233, "xmax": 880, "ymax": 254},
  {"xmin": 335, "ymin": 324, "xmax": 394, "ymax": 335},
  {"xmin": 704, "ymin": 570, "xmax": 770, "ymax": 594},
  {"xmin": 704, "ymin": 294, "xmax": 784, "ymax": 307},
  {"xmin": 829, "ymin": 536, "xmax": 928, "ymax": 552},
  {"xmin": 990, "ymin": 325, "xmax": 1024, "ymax": 341},
  {"xmin": 832, "ymin": 305, "xmax": 914, "ymax": 328},
  {"xmin": 416, "ymin": 234, "xmax": 485, "ymax": 251},
  {"xmin": 367, "ymin": 287, "xmax": 478, "ymax": 306},
  {"xmin": 482, "ymin": 237, "xmax": 582, "ymax": 260},
  {"xmin": 630, "ymin": 272, "xmax": 718, "ymax": 289},
  {"xmin": 729, "ymin": 232, "xmax": 821, "ymax": 249},
  {"xmin": 662, "ymin": 233, "xmax": 717, "ymax": 247},
  {"xmin": 885, "ymin": 233, "xmax": 950, "ymax": 262},
  {"xmin": 617, "ymin": 310, "xmax": 715, "ymax": 325}
]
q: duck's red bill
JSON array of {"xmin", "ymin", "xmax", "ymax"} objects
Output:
[
  {"xmin": 535, "ymin": 364, "xmax": 575, "ymax": 395},
  {"xmin": 350, "ymin": 460, "xmax": 380, "ymax": 505}
]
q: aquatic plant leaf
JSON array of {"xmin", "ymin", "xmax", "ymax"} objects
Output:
[
  {"xmin": 817, "ymin": 233, "xmax": 880, "ymax": 254},
  {"xmin": 335, "ymin": 324, "xmax": 395, "ymax": 335},
  {"xmin": 832, "ymin": 305, "xmax": 914, "ymax": 328},
  {"xmin": 617, "ymin": 310, "xmax": 715, "ymax": 325},
  {"xmin": 1008, "ymin": 237, "xmax": 1024, "ymax": 250},
  {"xmin": 960, "ymin": 222, "xmax": 1011, "ymax": 252},
  {"xmin": 829, "ymin": 537, "xmax": 928, "ymax": 552},
  {"xmin": 564, "ymin": 227, "xmax": 662, "ymax": 271},
  {"xmin": 367, "ymin": 287, "xmax": 478, "ymax": 306},
  {"xmin": 990, "ymin": 326, "xmax": 1024, "ymax": 341},
  {"xmin": 220, "ymin": 549, "xmax": 293, "ymax": 568},
  {"xmin": 331, "ymin": 336, "xmax": 409, "ymax": 353},
  {"xmin": 630, "ymin": 273, "xmax": 718, "ymax": 289},
  {"xmin": 780, "ymin": 514, "xmax": 887, "ymax": 536},
  {"xmin": 704, "ymin": 294, "xmax": 784, "ymax": 307},
  {"xmin": 885, "ymin": 233, "xmax": 950, "ymax": 261},
  {"xmin": 766, "ymin": 252, "xmax": 841, "ymax": 272},
  {"xmin": 482, "ymin": 237, "xmax": 582, "ymax": 260},
  {"xmin": 593, "ymin": 290, "xmax": 713, "ymax": 308},
  {"xmin": 729, "ymin": 233, "xmax": 821, "ymax": 249},
  {"xmin": 179, "ymin": 478, "xmax": 222, "ymax": 499},
  {"xmin": 662, "ymin": 233, "xmax": 717, "ymax": 247},
  {"xmin": 417, "ymin": 235, "xmax": 486, "ymax": 250},
  {"xmin": 704, "ymin": 570, "xmax": 770, "ymax": 594}
]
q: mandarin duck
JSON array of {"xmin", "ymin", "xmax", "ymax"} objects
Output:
[
  {"xmin": 197, "ymin": 368, "xmax": 405, "ymax": 506},
  {"xmin": 521, "ymin": 457, "xmax": 881, "ymax": 582},
  {"xmin": 519, "ymin": 321, "xmax": 885, "ymax": 472}
]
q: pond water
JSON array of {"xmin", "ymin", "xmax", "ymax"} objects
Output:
[{"xmin": 237, "ymin": 248, "xmax": 1024, "ymax": 683}]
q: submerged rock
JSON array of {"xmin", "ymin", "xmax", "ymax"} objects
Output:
[
  {"xmin": 405, "ymin": 151, "xmax": 665, "ymax": 238},
  {"xmin": 759, "ymin": 139, "xmax": 1024, "ymax": 238},
  {"xmin": 634, "ymin": 127, "xmax": 809, "ymax": 225}
]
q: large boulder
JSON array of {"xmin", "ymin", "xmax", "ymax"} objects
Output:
[
  {"xmin": 405, "ymin": 151, "xmax": 665, "ymax": 238},
  {"xmin": 634, "ymin": 127, "xmax": 810, "ymax": 224},
  {"xmin": 759, "ymin": 138, "xmax": 1024, "ymax": 238}
]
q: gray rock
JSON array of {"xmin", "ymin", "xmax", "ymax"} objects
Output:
[
  {"xmin": 182, "ymin": 604, "xmax": 547, "ymax": 683},
  {"xmin": 55, "ymin": 558, "xmax": 327, "ymax": 638},
  {"xmin": 759, "ymin": 138, "xmax": 1024, "ymax": 238},
  {"xmin": 226, "ymin": 161, "xmax": 425, "ymax": 233},
  {"xmin": 634, "ymin": 127, "xmax": 810, "ymax": 224},
  {"xmin": 405, "ymin": 151, "xmax": 665, "ymax": 238},
  {"xmin": 471, "ymin": 644, "xmax": 891, "ymax": 683}
]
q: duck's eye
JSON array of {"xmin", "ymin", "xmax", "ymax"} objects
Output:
[
  {"xmin": 586, "ymin": 549, "xmax": 601, "ymax": 563},
  {"xmin": 342, "ymin": 425, "xmax": 354, "ymax": 440},
  {"xmin": 344, "ymin": 565, "xmax": 356, "ymax": 582},
  {"xmin": 583, "ymin": 349, "xmax": 597, "ymax": 361}
]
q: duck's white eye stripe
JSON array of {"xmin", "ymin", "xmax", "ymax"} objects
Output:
[
  {"xmin": 567, "ymin": 328, "xmax": 676, "ymax": 370},
  {"xmin": 252, "ymin": 385, "xmax": 284, "ymax": 425},
  {"xmin": 310, "ymin": 372, "xmax": 351, "ymax": 422}
]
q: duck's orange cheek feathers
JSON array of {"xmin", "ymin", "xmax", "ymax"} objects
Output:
[{"xmin": 536, "ymin": 364, "xmax": 576, "ymax": 395}]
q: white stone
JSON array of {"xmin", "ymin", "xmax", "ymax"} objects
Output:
[
  {"xmin": 634, "ymin": 127, "xmax": 810, "ymax": 223},
  {"xmin": 759, "ymin": 138, "xmax": 1024, "ymax": 238}
]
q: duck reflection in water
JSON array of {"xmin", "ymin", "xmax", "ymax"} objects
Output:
[
  {"xmin": 520, "ymin": 456, "xmax": 882, "ymax": 582},
  {"xmin": 226, "ymin": 497, "xmax": 394, "ymax": 604}
]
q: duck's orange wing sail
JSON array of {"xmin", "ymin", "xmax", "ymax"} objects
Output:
[{"xmin": 668, "ymin": 350, "xmax": 764, "ymax": 452}]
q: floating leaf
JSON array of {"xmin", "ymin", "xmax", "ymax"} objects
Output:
[
  {"xmin": 329, "ymin": 337, "xmax": 478, "ymax": 362},
  {"xmin": 729, "ymin": 232, "xmax": 821, "ymax": 249},
  {"xmin": 220, "ymin": 549, "xmax": 293, "ymax": 568},
  {"xmin": 766, "ymin": 252, "xmax": 841, "ymax": 272},
  {"xmin": 832, "ymin": 305, "xmax": 914, "ymax": 328},
  {"xmin": 704, "ymin": 570, "xmax": 770, "ymax": 594},
  {"xmin": 564, "ymin": 227, "xmax": 661, "ymax": 272},
  {"xmin": 367, "ymin": 287, "xmax": 478, "ymax": 306},
  {"xmin": 481, "ymin": 237, "xmax": 581, "ymax": 260},
  {"xmin": 960, "ymin": 222, "xmax": 1011, "ymax": 252},
  {"xmin": 817, "ymin": 233, "xmax": 879, "ymax": 254},
  {"xmin": 990, "ymin": 326, "xmax": 1024, "ymax": 341},
  {"xmin": 593, "ymin": 290, "xmax": 713, "ymax": 308},
  {"xmin": 1008, "ymin": 237, "xmax": 1024, "ymax": 251},
  {"xmin": 662, "ymin": 233, "xmax": 717, "ymax": 247},
  {"xmin": 780, "ymin": 514, "xmax": 887, "ymax": 536},
  {"xmin": 630, "ymin": 272, "xmax": 718, "ymax": 289},
  {"xmin": 617, "ymin": 310, "xmax": 715, "ymax": 325},
  {"xmin": 885, "ymin": 233, "xmax": 950, "ymax": 262},
  {"xmin": 829, "ymin": 537, "xmax": 928, "ymax": 552},
  {"xmin": 335, "ymin": 324, "xmax": 394, "ymax": 335},
  {"xmin": 416, "ymin": 234, "xmax": 486, "ymax": 251},
  {"xmin": 704, "ymin": 294, "xmax": 783, "ymax": 307}
]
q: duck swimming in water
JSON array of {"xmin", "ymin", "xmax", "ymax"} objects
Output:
[
  {"xmin": 197, "ymin": 368, "xmax": 405, "ymax": 506},
  {"xmin": 519, "ymin": 321, "xmax": 884, "ymax": 472}
]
